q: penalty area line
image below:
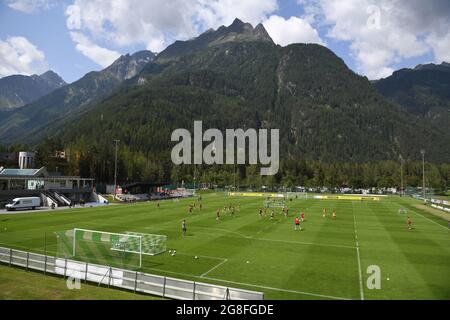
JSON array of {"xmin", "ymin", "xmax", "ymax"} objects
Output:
[
  {"xmin": 254, "ymin": 237, "xmax": 357, "ymax": 250},
  {"xmin": 200, "ymin": 258, "xmax": 228, "ymax": 277},
  {"xmin": 174, "ymin": 252, "xmax": 226, "ymax": 261},
  {"xmin": 144, "ymin": 267, "xmax": 351, "ymax": 300},
  {"xmin": 201, "ymin": 276, "xmax": 351, "ymax": 300},
  {"xmin": 146, "ymin": 268, "xmax": 352, "ymax": 300}
]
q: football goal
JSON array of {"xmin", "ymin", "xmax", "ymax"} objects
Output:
[
  {"xmin": 55, "ymin": 228, "xmax": 167, "ymax": 269},
  {"xmin": 286, "ymin": 192, "xmax": 308, "ymax": 200}
]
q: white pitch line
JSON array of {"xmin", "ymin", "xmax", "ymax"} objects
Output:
[
  {"xmin": 145, "ymin": 264, "xmax": 352, "ymax": 300},
  {"xmin": 146, "ymin": 268, "xmax": 199, "ymax": 279},
  {"xmin": 255, "ymin": 237, "xmax": 357, "ymax": 250},
  {"xmin": 352, "ymin": 202, "xmax": 365, "ymax": 301},
  {"xmin": 190, "ymin": 228, "xmax": 356, "ymax": 250},
  {"xmin": 202, "ymin": 276, "xmax": 351, "ymax": 300},
  {"xmin": 175, "ymin": 252, "xmax": 226, "ymax": 261},
  {"xmin": 193, "ymin": 231, "xmax": 252, "ymax": 241},
  {"xmin": 200, "ymin": 258, "xmax": 228, "ymax": 277},
  {"xmin": 194, "ymin": 227, "xmax": 252, "ymax": 239},
  {"xmin": 355, "ymin": 245, "xmax": 364, "ymax": 300}
]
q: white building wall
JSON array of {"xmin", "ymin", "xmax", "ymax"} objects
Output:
[{"xmin": 18, "ymin": 152, "xmax": 35, "ymax": 169}]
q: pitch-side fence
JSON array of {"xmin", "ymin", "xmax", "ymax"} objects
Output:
[{"xmin": 0, "ymin": 246, "xmax": 263, "ymax": 300}]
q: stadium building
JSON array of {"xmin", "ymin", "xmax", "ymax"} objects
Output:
[{"xmin": 0, "ymin": 166, "xmax": 96, "ymax": 208}]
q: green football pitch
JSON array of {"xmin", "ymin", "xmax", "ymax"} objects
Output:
[{"xmin": 0, "ymin": 193, "xmax": 449, "ymax": 300}]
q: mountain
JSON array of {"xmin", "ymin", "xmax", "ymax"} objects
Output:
[
  {"xmin": 374, "ymin": 62, "xmax": 450, "ymax": 132},
  {"xmin": 0, "ymin": 50, "xmax": 155, "ymax": 142},
  {"xmin": 1, "ymin": 19, "xmax": 449, "ymax": 186},
  {"xmin": 414, "ymin": 62, "xmax": 450, "ymax": 72},
  {"xmin": 157, "ymin": 18, "xmax": 273, "ymax": 60},
  {"xmin": 31, "ymin": 20, "xmax": 448, "ymax": 168},
  {"xmin": 0, "ymin": 71, "xmax": 66, "ymax": 111}
]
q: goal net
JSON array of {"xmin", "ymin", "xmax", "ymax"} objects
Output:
[
  {"xmin": 124, "ymin": 232, "xmax": 167, "ymax": 256},
  {"xmin": 55, "ymin": 229, "xmax": 140, "ymax": 269},
  {"xmin": 55, "ymin": 229, "xmax": 167, "ymax": 269},
  {"xmin": 286, "ymin": 192, "xmax": 308, "ymax": 200},
  {"xmin": 55, "ymin": 229, "xmax": 169, "ymax": 269}
]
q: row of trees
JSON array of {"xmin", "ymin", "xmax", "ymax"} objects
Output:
[
  {"xmin": 17, "ymin": 138, "xmax": 449, "ymax": 192},
  {"xmin": 172, "ymin": 161, "xmax": 450, "ymax": 191}
]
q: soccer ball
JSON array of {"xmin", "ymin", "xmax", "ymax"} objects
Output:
[{"xmin": 194, "ymin": 256, "xmax": 198, "ymax": 259}]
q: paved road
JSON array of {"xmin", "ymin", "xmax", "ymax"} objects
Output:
[
  {"xmin": 0, "ymin": 203, "xmax": 111, "ymax": 214},
  {"xmin": 0, "ymin": 206, "xmax": 75, "ymax": 214}
]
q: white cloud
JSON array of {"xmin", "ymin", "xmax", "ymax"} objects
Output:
[
  {"xmin": 194, "ymin": 0, "xmax": 278, "ymax": 30},
  {"xmin": 426, "ymin": 33, "xmax": 450, "ymax": 64},
  {"xmin": 69, "ymin": 32, "xmax": 120, "ymax": 68},
  {"xmin": 66, "ymin": 4, "xmax": 81, "ymax": 30},
  {"xmin": 0, "ymin": 36, "xmax": 48, "ymax": 77},
  {"xmin": 13, "ymin": 0, "xmax": 287, "ymax": 68},
  {"xmin": 5, "ymin": 0, "xmax": 55, "ymax": 14},
  {"xmin": 300, "ymin": 0, "xmax": 450, "ymax": 79},
  {"xmin": 263, "ymin": 15, "xmax": 324, "ymax": 46}
]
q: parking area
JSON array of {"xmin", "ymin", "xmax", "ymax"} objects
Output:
[{"xmin": 0, "ymin": 202, "xmax": 111, "ymax": 214}]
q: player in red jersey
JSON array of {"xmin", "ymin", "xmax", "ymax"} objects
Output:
[
  {"xmin": 301, "ymin": 212, "xmax": 305, "ymax": 222},
  {"xmin": 294, "ymin": 217, "xmax": 301, "ymax": 231},
  {"xmin": 407, "ymin": 217, "xmax": 412, "ymax": 230}
]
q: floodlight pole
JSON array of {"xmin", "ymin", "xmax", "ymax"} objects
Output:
[
  {"xmin": 399, "ymin": 155, "xmax": 404, "ymax": 197},
  {"xmin": 233, "ymin": 163, "xmax": 236, "ymax": 191},
  {"xmin": 421, "ymin": 150, "xmax": 426, "ymax": 203},
  {"xmin": 113, "ymin": 140, "xmax": 120, "ymax": 199},
  {"xmin": 194, "ymin": 165, "xmax": 196, "ymax": 193}
]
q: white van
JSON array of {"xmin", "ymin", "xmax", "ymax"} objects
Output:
[{"xmin": 5, "ymin": 197, "xmax": 41, "ymax": 211}]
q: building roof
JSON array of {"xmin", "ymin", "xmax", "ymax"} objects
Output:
[{"xmin": 0, "ymin": 167, "xmax": 48, "ymax": 177}]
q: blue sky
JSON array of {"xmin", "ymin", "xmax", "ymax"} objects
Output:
[{"xmin": 1, "ymin": 0, "xmax": 448, "ymax": 83}]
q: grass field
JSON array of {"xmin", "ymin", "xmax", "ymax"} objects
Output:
[
  {"xmin": 0, "ymin": 264, "xmax": 161, "ymax": 300},
  {"xmin": 0, "ymin": 193, "xmax": 449, "ymax": 300}
]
